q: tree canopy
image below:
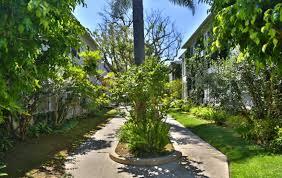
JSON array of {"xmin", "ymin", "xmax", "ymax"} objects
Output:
[
  {"xmin": 0, "ymin": 0, "xmax": 104, "ymax": 141},
  {"xmin": 209, "ymin": 0, "xmax": 282, "ymax": 70}
]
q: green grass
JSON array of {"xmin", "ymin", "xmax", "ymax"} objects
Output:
[{"xmin": 170, "ymin": 112, "xmax": 282, "ymax": 178}]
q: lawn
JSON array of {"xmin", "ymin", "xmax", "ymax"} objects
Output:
[{"xmin": 170, "ymin": 112, "xmax": 282, "ymax": 178}]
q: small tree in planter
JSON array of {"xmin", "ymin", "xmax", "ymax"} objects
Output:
[{"xmin": 112, "ymin": 58, "xmax": 170, "ymax": 156}]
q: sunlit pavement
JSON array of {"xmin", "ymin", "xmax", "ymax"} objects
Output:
[{"xmin": 65, "ymin": 115, "xmax": 229, "ymax": 178}]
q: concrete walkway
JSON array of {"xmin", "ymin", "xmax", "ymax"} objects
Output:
[{"xmin": 65, "ymin": 116, "xmax": 229, "ymax": 178}]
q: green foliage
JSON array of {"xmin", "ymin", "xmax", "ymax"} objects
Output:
[
  {"xmin": 211, "ymin": 57, "xmax": 281, "ymax": 150},
  {"xmin": 190, "ymin": 106, "xmax": 215, "ymax": 120},
  {"xmin": 190, "ymin": 106, "xmax": 282, "ymax": 152},
  {"xmin": 210, "ymin": 0, "xmax": 282, "ymax": 69},
  {"xmin": 226, "ymin": 115, "xmax": 252, "ymax": 139},
  {"xmin": 28, "ymin": 122, "xmax": 53, "ymax": 138},
  {"xmin": 185, "ymin": 38, "xmax": 211, "ymax": 104},
  {"xmin": 168, "ymin": 0, "xmax": 195, "ymax": 10},
  {"xmin": 119, "ymin": 119, "xmax": 170, "ymax": 156},
  {"xmin": 229, "ymin": 116, "xmax": 278, "ymax": 146},
  {"xmin": 0, "ymin": 0, "xmax": 106, "ymax": 142},
  {"xmin": 95, "ymin": 6, "xmax": 182, "ymax": 73},
  {"xmin": 181, "ymin": 103, "xmax": 193, "ymax": 112},
  {"xmin": 270, "ymin": 127, "xmax": 282, "ymax": 153},
  {"xmin": 112, "ymin": 58, "xmax": 169, "ymax": 110},
  {"xmin": 189, "ymin": 106, "xmax": 228, "ymax": 125},
  {"xmin": 105, "ymin": 109, "xmax": 121, "ymax": 117},
  {"xmin": 93, "ymin": 6, "xmax": 135, "ymax": 73},
  {"xmin": 171, "ymin": 112, "xmax": 282, "ymax": 178},
  {"xmin": 181, "ymin": 0, "xmax": 281, "ymax": 153},
  {"xmin": 166, "ymin": 79, "xmax": 182, "ymax": 99},
  {"xmin": 0, "ymin": 164, "xmax": 7, "ymax": 177},
  {"xmin": 0, "ymin": 136, "xmax": 13, "ymax": 153},
  {"xmin": 0, "ymin": 0, "xmax": 86, "ymax": 114},
  {"xmin": 113, "ymin": 58, "xmax": 170, "ymax": 155},
  {"xmin": 251, "ymin": 119, "xmax": 278, "ymax": 145},
  {"xmin": 169, "ymin": 99, "xmax": 183, "ymax": 110},
  {"xmin": 169, "ymin": 99, "xmax": 193, "ymax": 112},
  {"xmin": 211, "ymin": 109, "xmax": 228, "ymax": 126},
  {"xmin": 79, "ymin": 50, "xmax": 101, "ymax": 75}
]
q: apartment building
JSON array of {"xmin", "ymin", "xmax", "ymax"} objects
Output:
[
  {"xmin": 36, "ymin": 26, "xmax": 108, "ymax": 120},
  {"xmin": 180, "ymin": 14, "xmax": 213, "ymax": 103}
]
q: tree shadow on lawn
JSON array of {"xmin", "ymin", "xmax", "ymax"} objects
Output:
[{"xmin": 117, "ymin": 156, "xmax": 209, "ymax": 178}]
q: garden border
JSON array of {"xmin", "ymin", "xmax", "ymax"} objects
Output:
[{"xmin": 109, "ymin": 150, "xmax": 182, "ymax": 166}]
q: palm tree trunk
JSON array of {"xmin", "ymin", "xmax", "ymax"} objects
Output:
[{"xmin": 132, "ymin": 0, "xmax": 145, "ymax": 65}]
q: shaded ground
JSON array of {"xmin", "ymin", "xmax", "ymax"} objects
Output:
[
  {"xmin": 1, "ymin": 110, "xmax": 118, "ymax": 178},
  {"xmin": 170, "ymin": 112, "xmax": 282, "ymax": 178},
  {"xmin": 64, "ymin": 116, "xmax": 228, "ymax": 178},
  {"xmin": 64, "ymin": 117, "xmax": 196, "ymax": 178}
]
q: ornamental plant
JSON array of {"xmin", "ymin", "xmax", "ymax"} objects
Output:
[{"xmin": 112, "ymin": 58, "xmax": 170, "ymax": 156}]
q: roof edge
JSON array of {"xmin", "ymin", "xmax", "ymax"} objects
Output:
[{"xmin": 182, "ymin": 14, "xmax": 214, "ymax": 49}]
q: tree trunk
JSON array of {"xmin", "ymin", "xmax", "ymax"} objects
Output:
[{"xmin": 132, "ymin": 0, "xmax": 145, "ymax": 65}]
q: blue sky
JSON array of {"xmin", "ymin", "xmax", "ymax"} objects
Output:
[{"xmin": 74, "ymin": 0, "xmax": 210, "ymax": 55}]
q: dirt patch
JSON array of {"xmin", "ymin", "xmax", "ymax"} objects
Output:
[{"xmin": 115, "ymin": 142, "xmax": 175, "ymax": 158}]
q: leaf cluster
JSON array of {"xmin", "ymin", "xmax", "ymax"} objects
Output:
[
  {"xmin": 210, "ymin": 0, "xmax": 282, "ymax": 70},
  {"xmin": 113, "ymin": 58, "xmax": 171, "ymax": 154}
]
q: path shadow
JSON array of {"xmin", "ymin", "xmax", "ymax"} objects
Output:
[
  {"xmin": 105, "ymin": 128, "xmax": 119, "ymax": 139},
  {"xmin": 169, "ymin": 116, "xmax": 266, "ymax": 163},
  {"xmin": 71, "ymin": 138, "xmax": 112, "ymax": 156},
  {"xmin": 117, "ymin": 156, "xmax": 209, "ymax": 178},
  {"xmin": 168, "ymin": 121, "xmax": 204, "ymax": 146}
]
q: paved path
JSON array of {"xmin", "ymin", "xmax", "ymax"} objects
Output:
[{"xmin": 65, "ymin": 116, "xmax": 229, "ymax": 178}]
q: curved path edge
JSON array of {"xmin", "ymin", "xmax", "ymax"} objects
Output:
[
  {"xmin": 64, "ymin": 112, "xmax": 229, "ymax": 178},
  {"xmin": 109, "ymin": 150, "xmax": 182, "ymax": 166},
  {"xmin": 167, "ymin": 115, "xmax": 230, "ymax": 178}
]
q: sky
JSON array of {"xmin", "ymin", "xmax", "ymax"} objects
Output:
[{"xmin": 74, "ymin": 0, "xmax": 210, "ymax": 57}]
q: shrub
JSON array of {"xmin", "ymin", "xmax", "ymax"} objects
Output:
[
  {"xmin": 190, "ymin": 106, "xmax": 215, "ymax": 120},
  {"xmin": 250, "ymin": 119, "xmax": 277, "ymax": 145},
  {"xmin": 189, "ymin": 106, "xmax": 228, "ymax": 125},
  {"xmin": 166, "ymin": 79, "xmax": 182, "ymax": 99},
  {"xmin": 113, "ymin": 58, "xmax": 170, "ymax": 155},
  {"xmin": 119, "ymin": 118, "xmax": 170, "ymax": 156},
  {"xmin": 0, "ymin": 136, "xmax": 13, "ymax": 152},
  {"xmin": 270, "ymin": 127, "xmax": 282, "ymax": 153},
  {"xmin": 226, "ymin": 115, "xmax": 251, "ymax": 137},
  {"xmin": 181, "ymin": 104, "xmax": 192, "ymax": 112},
  {"xmin": 28, "ymin": 121, "xmax": 53, "ymax": 137},
  {"xmin": 188, "ymin": 105, "xmax": 281, "ymax": 152},
  {"xmin": 212, "ymin": 110, "xmax": 228, "ymax": 126},
  {"xmin": 170, "ymin": 99, "xmax": 184, "ymax": 110},
  {"xmin": 227, "ymin": 115, "xmax": 281, "ymax": 151},
  {"xmin": 226, "ymin": 115, "xmax": 262, "ymax": 140},
  {"xmin": 170, "ymin": 99, "xmax": 193, "ymax": 112}
]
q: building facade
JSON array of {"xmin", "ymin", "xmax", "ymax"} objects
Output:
[
  {"xmin": 180, "ymin": 14, "xmax": 254, "ymax": 109},
  {"xmin": 169, "ymin": 60, "xmax": 182, "ymax": 82},
  {"xmin": 35, "ymin": 27, "xmax": 108, "ymax": 121},
  {"xmin": 180, "ymin": 14, "xmax": 213, "ymax": 103}
]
